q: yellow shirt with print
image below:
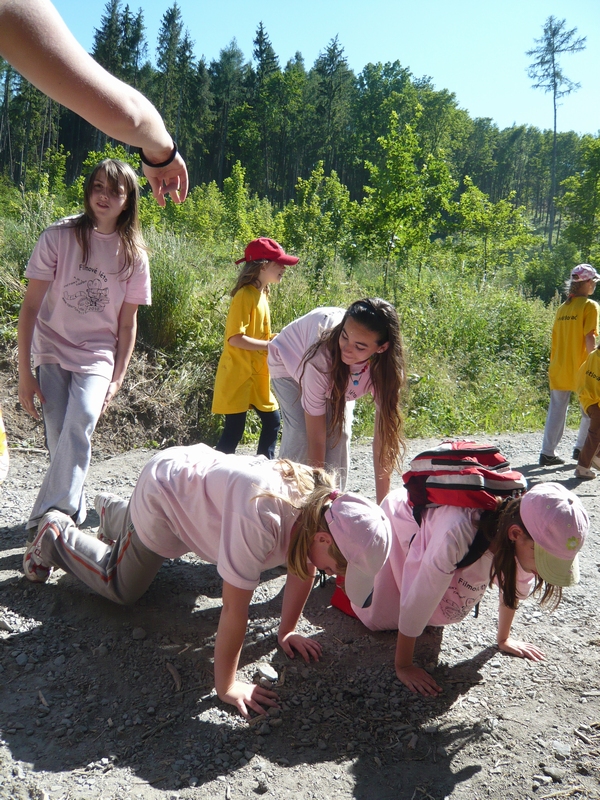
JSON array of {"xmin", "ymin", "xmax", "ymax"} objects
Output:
[
  {"xmin": 212, "ymin": 285, "xmax": 278, "ymax": 415},
  {"xmin": 577, "ymin": 348, "xmax": 600, "ymax": 414},
  {"xmin": 548, "ymin": 296, "xmax": 599, "ymax": 391}
]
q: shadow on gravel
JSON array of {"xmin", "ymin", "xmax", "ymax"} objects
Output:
[{"xmin": 0, "ymin": 536, "xmax": 508, "ymax": 798}]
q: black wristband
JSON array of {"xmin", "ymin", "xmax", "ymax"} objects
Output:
[{"xmin": 139, "ymin": 141, "xmax": 178, "ymax": 168}]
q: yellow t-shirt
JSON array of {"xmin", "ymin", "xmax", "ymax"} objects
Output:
[
  {"xmin": 577, "ymin": 348, "xmax": 600, "ymax": 414},
  {"xmin": 212, "ymin": 285, "xmax": 278, "ymax": 415},
  {"xmin": 548, "ymin": 296, "xmax": 599, "ymax": 391},
  {"xmin": 0, "ymin": 405, "xmax": 8, "ymax": 483}
]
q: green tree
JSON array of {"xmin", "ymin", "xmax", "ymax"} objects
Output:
[
  {"xmin": 358, "ymin": 110, "xmax": 456, "ymax": 288},
  {"xmin": 560, "ymin": 136, "xmax": 600, "ymax": 262},
  {"xmin": 527, "ymin": 16, "xmax": 586, "ymax": 247}
]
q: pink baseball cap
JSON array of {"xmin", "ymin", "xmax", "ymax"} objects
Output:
[
  {"xmin": 235, "ymin": 238, "xmax": 299, "ymax": 266},
  {"xmin": 324, "ymin": 492, "xmax": 392, "ymax": 607},
  {"xmin": 570, "ymin": 264, "xmax": 599, "ymax": 282},
  {"xmin": 520, "ymin": 482, "xmax": 588, "ymax": 587}
]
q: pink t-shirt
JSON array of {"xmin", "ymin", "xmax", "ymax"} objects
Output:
[
  {"xmin": 25, "ymin": 217, "xmax": 151, "ymax": 379},
  {"xmin": 130, "ymin": 444, "xmax": 302, "ymax": 591},
  {"xmin": 355, "ymin": 488, "xmax": 534, "ymax": 636},
  {"xmin": 268, "ymin": 307, "xmax": 375, "ymax": 415}
]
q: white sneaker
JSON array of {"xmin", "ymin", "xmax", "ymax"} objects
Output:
[
  {"xmin": 22, "ymin": 513, "xmax": 63, "ymax": 582},
  {"xmin": 94, "ymin": 493, "xmax": 120, "ymax": 544},
  {"xmin": 575, "ymin": 465, "xmax": 596, "ymax": 480}
]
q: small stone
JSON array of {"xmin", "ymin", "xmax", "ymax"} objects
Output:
[
  {"xmin": 95, "ymin": 645, "xmax": 108, "ymax": 656},
  {"xmin": 257, "ymin": 663, "xmax": 278, "ymax": 682},
  {"xmin": 543, "ymin": 766, "xmax": 566, "ymax": 782},
  {"xmin": 552, "ymin": 740, "xmax": 571, "ymax": 759},
  {"xmin": 132, "ymin": 627, "xmax": 146, "ymax": 640},
  {"xmin": 0, "ymin": 618, "xmax": 13, "ymax": 632},
  {"xmin": 255, "ymin": 780, "xmax": 268, "ymax": 795},
  {"xmin": 269, "ymin": 717, "xmax": 283, "ymax": 728},
  {"xmin": 53, "ymin": 655, "xmax": 66, "ymax": 666},
  {"xmin": 15, "ymin": 653, "xmax": 28, "ymax": 666}
]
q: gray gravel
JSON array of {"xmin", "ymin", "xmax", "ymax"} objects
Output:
[{"xmin": 1, "ymin": 432, "xmax": 600, "ymax": 799}]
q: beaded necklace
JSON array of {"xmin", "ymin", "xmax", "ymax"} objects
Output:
[{"xmin": 349, "ymin": 361, "xmax": 369, "ymax": 386}]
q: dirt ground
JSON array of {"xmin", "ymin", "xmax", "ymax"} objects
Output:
[{"xmin": 1, "ymin": 368, "xmax": 600, "ymax": 799}]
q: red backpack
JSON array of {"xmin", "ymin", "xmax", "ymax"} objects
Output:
[{"xmin": 402, "ymin": 441, "xmax": 527, "ymax": 569}]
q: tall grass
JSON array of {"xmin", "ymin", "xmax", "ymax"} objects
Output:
[{"xmin": 0, "ymin": 186, "xmax": 564, "ymax": 448}]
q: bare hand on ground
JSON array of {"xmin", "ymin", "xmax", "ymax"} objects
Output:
[
  {"xmin": 218, "ymin": 680, "xmax": 279, "ymax": 719},
  {"xmin": 395, "ymin": 664, "xmax": 442, "ymax": 696}
]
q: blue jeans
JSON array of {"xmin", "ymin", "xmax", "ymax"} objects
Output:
[
  {"xmin": 215, "ymin": 408, "xmax": 281, "ymax": 459},
  {"xmin": 27, "ymin": 364, "xmax": 109, "ymax": 532}
]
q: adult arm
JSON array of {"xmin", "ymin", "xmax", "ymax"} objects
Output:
[
  {"xmin": 278, "ymin": 570, "xmax": 322, "ymax": 662},
  {"xmin": 496, "ymin": 598, "xmax": 544, "ymax": 661},
  {"xmin": 17, "ymin": 279, "xmax": 50, "ymax": 419},
  {"xmin": 394, "ymin": 631, "xmax": 442, "ymax": 695},
  {"xmin": 373, "ymin": 409, "xmax": 391, "ymax": 503},
  {"xmin": 0, "ymin": 0, "xmax": 188, "ymax": 205},
  {"xmin": 214, "ymin": 581, "xmax": 279, "ymax": 718},
  {"xmin": 101, "ymin": 302, "xmax": 138, "ymax": 416},
  {"xmin": 228, "ymin": 333, "xmax": 268, "ymax": 351},
  {"xmin": 305, "ymin": 412, "xmax": 327, "ymax": 468}
]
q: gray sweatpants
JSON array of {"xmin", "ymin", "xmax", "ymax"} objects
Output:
[
  {"xmin": 271, "ymin": 376, "xmax": 353, "ymax": 489},
  {"xmin": 38, "ymin": 496, "xmax": 164, "ymax": 605},
  {"xmin": 27, "ymin": 364, "xmax": 109, "ymax": 531},
  {"xmin": 541, "ymin": 389, "xmax": 590, "ymax": 456}
]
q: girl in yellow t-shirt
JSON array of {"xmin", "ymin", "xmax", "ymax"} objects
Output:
[
  {"xmin": 0, "ymin": 406, "xmax": 8, "ymax": 483},
  {"xmin": 539, "ymin": 264, "xmax": 599, "ymax": 467},
  {"xmin": 212, "ymin": 238, "xmax": 298, "ymax": 458},
  {"xmin": 575, "ymin": 345, "xmax": 600, "ymax": 478}
]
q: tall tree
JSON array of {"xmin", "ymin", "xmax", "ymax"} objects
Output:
[
  {"xmin": 312, "ymin": 37, "xmax": 355, "ymax": 180},
  {"xmin": 527, "ymin": 16, "xmax": 586, "ymax": 247}
]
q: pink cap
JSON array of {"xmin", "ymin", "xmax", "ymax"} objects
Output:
[
  {"xmin": 571, "ymin": 264, "xmax": 599, "ymax": 282},
  {"xmin": 324, "ymin": 492, "xmax": 392, "ymax": 607},
  {"xmin": 520, "ymin": 482, "xmax": 588, "ymax": 587},
  {"xmin": 235, "ymin": 238, "xmax": 299, "ymax": 266}
]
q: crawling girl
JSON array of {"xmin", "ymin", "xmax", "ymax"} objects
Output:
[
  {"xmin": 338, "ymin": 481, "xmax": 588, "ymax": 696},
  {"xmin": 23, "ymin": 444, "xmax": 391, "ymax": 717}
]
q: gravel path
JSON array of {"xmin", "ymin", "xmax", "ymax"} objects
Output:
[{"xmin": 1, "ymin": 432, "xmax": 599, "ymax": 800}]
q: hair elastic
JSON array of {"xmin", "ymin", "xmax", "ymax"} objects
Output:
[{"xmin": 139, "ymin": 141, "xmax": 178, "ymax": 169}]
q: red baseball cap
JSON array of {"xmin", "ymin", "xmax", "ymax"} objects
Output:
[{"xmin": 235, "ymin": 238, "xmax": 299, "ymax": 266}]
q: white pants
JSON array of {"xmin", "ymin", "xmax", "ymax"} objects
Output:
[
  {"xmin": 27, "ymin": 364, "xmax": 109, "ymax": 532},
  {"xmin": 271, "ymin": 376, "xmax": 354, "ymax": 489},
  {"xmin": 540, "ymin": 389, "xmax": 590, "ymax": 457}
]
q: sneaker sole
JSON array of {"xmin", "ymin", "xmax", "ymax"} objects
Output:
[{"xmin": 23, "ymin": 517, "xmax": 56, "ymax": 583}]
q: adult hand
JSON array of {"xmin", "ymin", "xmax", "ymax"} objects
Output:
[
  {"xmin": 395, "ymin": 664, "xmax": 442, "ymax": 696},
  {"xmin": 218, "ymin": 680, "xmax": 279, "ymax": 719},
  {"xmin": 278, "ymin": 632, "xmax": 322, "ymax": 663},
  {"xmin": 142, "ymin": 152, "xmax": 189, "ymax": 206},
  {"xmin": 100, "ymin": 381, "xmax": 121, "ymax": 416},
  {"xmin": 18, "ymin": 371, "xmax": 44, "ymax": 419},
  {"xmin": 498, "ymin": 637, "xmax": 545, "ymax": 661}
]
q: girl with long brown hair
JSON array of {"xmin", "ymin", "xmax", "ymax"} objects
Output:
[
  {"xmin": 268, "ymin": 298, "xmax": 406, "ymax": 502},
  {"xmin": 18, "ymin": 158, "xmax": 151, "ymax": 536}
]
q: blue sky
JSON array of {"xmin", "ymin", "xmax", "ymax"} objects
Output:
[{"xmin": 52, "ymin": 0, "xmax": 600, "ymax": 135}]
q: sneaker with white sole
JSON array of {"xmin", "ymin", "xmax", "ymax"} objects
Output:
[
  {"xmin": 23, "ymin": 514, "xmax": 58, "ymax": 582},
  {"xmin": 94, "ymin": 493, "xmax": 120, "ymax": 544},
  {"xmin": 575, "ymin": 465, "xmax": 596, "ymax": 480}
]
